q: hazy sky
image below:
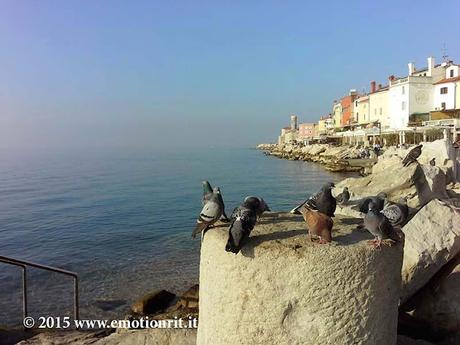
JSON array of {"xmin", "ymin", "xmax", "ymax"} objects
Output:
[{"xmin": 1, "ymin": 0, "xmax": 459, "ymax": 149}]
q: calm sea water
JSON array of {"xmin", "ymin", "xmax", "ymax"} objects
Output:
[{"xmin": 0, "ymin": 147, "xmax": 353, "ymax": 326}]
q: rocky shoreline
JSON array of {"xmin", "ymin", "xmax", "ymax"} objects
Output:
[{"xmin": 257, "ymin": 143, "xmax": 378, "ymax": 174}]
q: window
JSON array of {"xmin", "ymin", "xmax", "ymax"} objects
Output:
[
  {"xmin": 441, "ymin": 102, "xmax": 446, "ymax": 109},
  {"xmin": 450, "ymin": 70, "xmax": 454, "ymax": 78},
  {"xmin": 441, "ymin": 87, "xmax": 448, "ymax": 94},
  {"xmin": 402, "ymin": 101, "xmax": 406, "ymax": 110},
  {"xmin": 402, "ymin": 86, "xmax": 405, "ymax": 95}
]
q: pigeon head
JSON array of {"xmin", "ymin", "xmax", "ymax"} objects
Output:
[
  {"xmin": 368, "ymin": 201, "xmax": 377, "ymax": 212},
  {"xmin": 213, "ymin": 187, "xmax": 221, "ymax": 194},
  {"xmin": 243, "ymin": 196, "xmax": 261, "ymax": 210},
  {"xmin": 343, "ymin": 187, "xmax": 349, "ymax": 192}
]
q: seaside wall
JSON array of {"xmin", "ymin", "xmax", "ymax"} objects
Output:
[{"xmin": 197, "ymin": 213, "xmax": 404, "ymax": 345}]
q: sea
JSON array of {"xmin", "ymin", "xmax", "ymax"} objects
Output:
[{"xmin": 0, "ymin": 147, "xmax": 354, "ymax": 326}]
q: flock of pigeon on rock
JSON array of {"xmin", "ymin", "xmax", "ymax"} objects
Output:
[{"xmin": 192, "ymin": 144, "xmax": 424, "ymax": 253}]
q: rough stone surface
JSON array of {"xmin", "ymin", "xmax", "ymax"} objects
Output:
[
  {"xmin": 400, "ymin": 199, "xmax": 460, "ymax": 303},
  {"xmin": 97, "ymin": 329, "xmax": 196, "ymax": 345},
  {"xmin": 198, "ymin": 212, "xmax": 403, "ymax": 345},
  {"xmin": 16, "ymin": 329, "xmax": 196, "ymax": 345}
]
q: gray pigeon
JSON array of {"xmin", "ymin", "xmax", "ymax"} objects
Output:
[
  {"xmin": 336, "ymin": 187, "xmax": 350, "ymax": 205},
  {"xmin": 244, "ymin": 196, "xmax": 270, "ymax": 219},
  {"xmin": 402, "ymin": 144, "xmax": 423, "ymax": 167},
  {"xmin": 291, "ymin": 182, "xmax": 336, "ymax": 217},
  {"xmin": 382, "ymin": 198, "xmax": 409, "ymax": 226},
  {"xmin": 225, "ymin": 198, "xmax": 260, "ymax": 254},
  {"xmin": 364, "ymin": 202, "xmax": 400, "ymax": 249},
  {"xmin": 201, "ymin": 181, "xmax": 229, "ymax": 221},
  {"xmin": 353, "ymin": 192, "xmax": 387, "ymax": 214},
  {"xmin": 429, "ymin": 157, "xmax": 436, "ymax": 166},
  {"xmin": 192, "ymin": 187, "xmax": 224, "ymax": 238}
]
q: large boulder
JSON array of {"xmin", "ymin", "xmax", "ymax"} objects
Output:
[
  {"xmin": 96, "ymin": 329, "xmax": 197, "ymax": 345},
  {"xmin": 400, "ymin": 199, "xmax": 460, "ymax": 303}
]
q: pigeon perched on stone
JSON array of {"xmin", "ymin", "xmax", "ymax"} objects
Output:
[
  {"xmin": 192, "ymin": 187, "xmax": 225, "ymax": 239},
  {"xmin": 336, "ymin": 187, "xmax": 350, "ymax": 205},
  {"xmin": 402, "ymin": 144, "xmax": 423, "ymax": 167},
  {"xmin": 353, "ymin": 192, "xmax": 387, "ymax": 214},
  {"xmin": 298, "ymin": 206, "xmax": 333, "ymax": 244},
  {"xmin": 291, "ymin": 182, "xmax": 336, "ymax": 217},
  {"xmin": 364, "ymin": 202, "xmax": 400, "ymax": 249},
  {"xmin": 201, "ymin": 181, "xmax": 229, "ymax": 221},
  {"xmin": 225, "ymin": 198, "xmax": 260, "ymax": 254},
  {"xmin": 382, "ymin": 198, "xmax": 409, "ymax": 226},
  {"xmin": 429, "ymin": 157, "xmax": 436, "ymax": 166},
  {"xmin": 244, "ymin": 196, "xmax": 270, "ymax": 219}
]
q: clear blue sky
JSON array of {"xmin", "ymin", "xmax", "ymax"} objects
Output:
[{"xmin": 1, "ymin": 0, "xmax": 459, "ymax": 149}]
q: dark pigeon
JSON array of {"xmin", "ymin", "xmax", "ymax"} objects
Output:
[
  {"xmin": 382, "ymin": 198, "xmax": 409, "ymax": 226},
  {"xmin": 192, "ymin": 187, "xmax": 224, "ymax": 239},
  {"xmin": 353, "ymin": 192, "xmax": 387, "ymax": 214},
  {"xmin": 291, "ymin": 182, "xmax": 336, "ymax": 217},
  {"xmin": 364, "ymin": 202, "xmax": 400, "ymax": 249},
  {"xmin": 225, "ymin": 198, "xmax": 260, "ymax": 254},
  {"xmin": 336, "ymin": 187, "xmax": 350, "ymax": 205},
  {"xmin": 402, "ymin": 144, "xmax": 423, "ymax": 167}
]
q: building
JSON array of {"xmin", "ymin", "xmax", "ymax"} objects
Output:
[
  {"xmin": 298, "ymin": 123, "xmax": 316, "ymax": 140},
  {"xmin": 368, "ymin": 81, "xmax": 390, "ymax": 128},
  {"xmin": 353, "ymin": 95, "xmax": 370, "ymax": 125},
  {"xmin": 317, "ymin": 115, "xmax": 334, "ymax": 135},
  {"xmin": 332, "ymin": 102, "xmax": 342, "ymax": 128},
  {"xmin": 433, "ymin": 63, "xmax": 460, "ymax": 111},
  {"xmin": 340, "ymin": 90, "xmax": 359, "ymax": 127},
  {"xmin": 388, "ymin": 57, "xmax": 447, "ymax": 129}
]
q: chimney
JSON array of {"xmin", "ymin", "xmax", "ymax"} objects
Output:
[
  {"xmin": 370, "ymin": 81, "xmax": 376, "ymax": 93},
  {"xmin": 427, "ymin": 56, "xmax": 435, "ymax": 76},
  {"xmin": 408, "ymin": 62, "xmax": 415, "ymax": 76},
  {"xmin": 378, "ymin": 84, "xmax": 382, "ymax": 90}
]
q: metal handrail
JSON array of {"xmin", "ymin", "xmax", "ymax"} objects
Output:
[{"xmin": 0, "ymin": 255, "xmax": 79, "ymax": 323}]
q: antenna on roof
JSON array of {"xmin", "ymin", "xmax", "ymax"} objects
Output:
[{"xmin": 442, "ymin": 43, "xmax": 449, "ymax": 62}]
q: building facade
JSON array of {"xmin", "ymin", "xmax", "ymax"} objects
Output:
[
  {"xmin": 433, "ymin": 64, "xmax": 460, "ymax": 111},
  {"xmin": 340, "ymin": 90, "xmax": 359, "ymax": 127},
  {"xmin": 354, "ymin": 95, "xmax": 370, "ymax": 125},
  {"xmin": 332, "ymin": 102, "xmax": 342, "ymax": 128},
  {"xmin": 369, "ymin": 85, "xmax": 390, "ymax": 128},
  {"xmin": 298, "ymin": 123, "xmax": 316, "ymax": 140}
]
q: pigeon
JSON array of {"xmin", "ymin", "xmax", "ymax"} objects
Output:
[
  {"xmin": 353, "ymin": 192, "xmax": 387, "ymax": 214},
  {"xmin": 244, "ymin": 196, "xmax": 270, "ymax": 219},
  {"xmin": 291, "ymin": 182, "xmax": 336, "ymax": 217},
  {"xmin": 225, "ymin": 198, "xmax": 260, "ymax": 254},
  {"xmin": 364, "ymin": 202, "xmax": 400, "ymax": 249},
  {"xmin": 402, "ymin": 144, "xmax": 423, "ymax": 167},
  {"xmin": 201, "ymin": 181, "xmax": 229, "ymax": 221},
  {"xmin": 429, "ymin": 157, "xmax": 436, "ymax": 166},
  {"xmin": 191, "ymin": 187, "xmax": 225, "ymax": 238},
  {"xmin": 298, "ymin": 206, "xmax": 333, "ymax": 244},
  {"xmin": 336, "ymin": 187, "xmax": 350, "ymax": 205},
  {"xmin": 382, "ymin": 198, "xmax": 409, "ymax": 226}
]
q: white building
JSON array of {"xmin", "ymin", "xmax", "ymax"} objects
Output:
[
  {"xmin": 388, "ymin": 57, "xmax": 447, "ymax": 129},
  {"xmin": 433, "ymin": 63, "xmax": 460, "ymax": 111}
]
